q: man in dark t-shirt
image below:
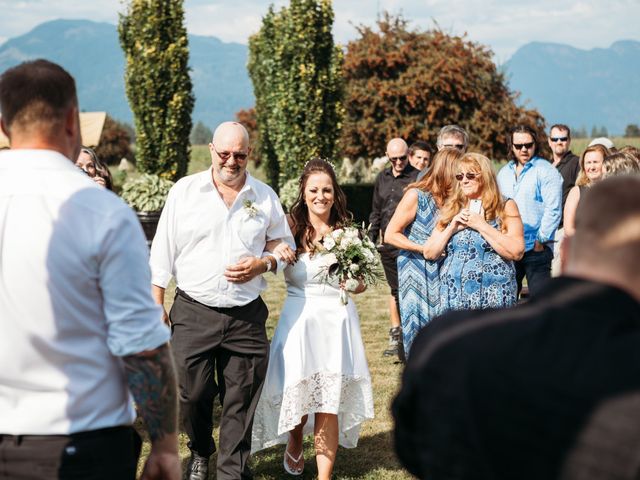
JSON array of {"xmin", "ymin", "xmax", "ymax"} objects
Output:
[
  {"xmin": 369, "ymin": 138, "xmax": 418, "ymax": 362},
  {"xmin": 549, "ymin": 123, "xmax": 580, "ymax": 276},
  {"xmin": 394, "ymin": 176, "xmax": 640, "ymax": 480}
]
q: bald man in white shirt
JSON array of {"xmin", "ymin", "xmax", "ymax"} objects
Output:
[
  {"xmin": 0, "ymin": 60, "xmax": 179, "ymax": 479},
  {"xmin": 150, "ymin": 121, "xmax": 295, "ymax": 480}
]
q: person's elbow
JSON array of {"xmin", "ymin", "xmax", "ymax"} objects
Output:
[
  {"xmin": 502, "ymin": 238, "xmax": 525, "ymax": 261},
  {"xmin": 510, "ymin": 243, "xmax": 525, "ymax": 261},
  {"xmin": 422, "ymin": 246, "xmax": 441, "ymax": 261},
  {"xmin": 384, "ymin": 229, "xmax": 400, "ymax": 248}
]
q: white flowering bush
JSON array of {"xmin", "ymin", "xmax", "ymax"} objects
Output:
[{"xmin": 315, "ymin": 224, "xmax": 384, "ymax": 304}]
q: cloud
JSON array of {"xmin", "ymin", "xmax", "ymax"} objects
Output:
[{"xmin": 1, "ymin": 0, "xmax": 639, "ymax": 61}]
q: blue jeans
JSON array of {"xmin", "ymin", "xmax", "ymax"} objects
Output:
[{"xmin": 515, "ymin": 246, "xmax": 553, "ymax": 298}]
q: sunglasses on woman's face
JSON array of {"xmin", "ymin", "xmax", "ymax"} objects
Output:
[{"xmin": 455, "ymin": 172, "xmax": 479, "ymax": 181}]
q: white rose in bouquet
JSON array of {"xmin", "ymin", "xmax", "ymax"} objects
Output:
[
  {"xmin": 345, "ymin": 278, "xmax": 360, "ymax": 292},
  {"xmin": 323, "ymin": 235, "xmax": 336, "ymax": 251}
]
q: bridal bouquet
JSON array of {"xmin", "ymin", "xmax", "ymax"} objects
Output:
[{"xmin": 316, "ymin": 224, "xmax": 384, "ymax": 304}]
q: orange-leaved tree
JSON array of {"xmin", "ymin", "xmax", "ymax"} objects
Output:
[{"xmin": 340, "ymin": 13, "xmax": 546, "ymax": 161}]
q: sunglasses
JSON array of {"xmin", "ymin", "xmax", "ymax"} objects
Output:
[
  {"xmin": 388, "ymin": 155, "xmax": 407, "ymax": 162},
  {"xmin": 550, "ymin": 136, "xmax": 569, "ymax": 142},
  {"xmin": 443, "ymin": 144, "xmax": 465, "ymax": 150},
  {"xmin": 455, "ymin": 172, "xmax": 479, "ymax": 181},
  {"xmin": 214, "ymin": 149, "xmax": 248, "ymax": 161},
  {"xmin": 513, "ymin": 142, "xmax": 534, "ymax": 150}
]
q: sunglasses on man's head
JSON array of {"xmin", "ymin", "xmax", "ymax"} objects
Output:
[
  {"xmin": 388, "ymin": 155, "xmax": 407, "ymax": 162},
  {"xmin": 455, "ymin": 172, "xmax": 479, "ymax": 181},
  {"xmin": 550, "ymin": 136, "xmax": 569, "ymax": 143},
  {"xmin": 215, "ymin": 149, "xmax": 248, "ymax": 161},
  {"xmin": 443, "ymin": 144, "xmax": 465, "ymax": 150},
  {"xmin": 513, "ymin": 142, "xmax": 534, "ymax": 150}
]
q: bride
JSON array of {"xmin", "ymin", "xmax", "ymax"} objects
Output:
[{"xmin": 252, "ymin": 158, "xmax": 374, "ymax": 479}]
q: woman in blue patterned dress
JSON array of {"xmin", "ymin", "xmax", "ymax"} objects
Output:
[
  {"xmin": 423, "ymin": 153, "xmax": 524, "ymax": 312},
  {"xmin": 385, "ymin": 148, "xmax": 462, "ymax": 355}
]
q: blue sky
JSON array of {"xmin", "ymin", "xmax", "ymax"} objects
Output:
[{"xmin": 1, "ymin": 0, "xmax": 639, "ymax": 62}]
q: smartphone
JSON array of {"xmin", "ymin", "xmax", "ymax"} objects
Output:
[{"xmin": 469, "ymin": 199, "xmax": 482, "ymax": 214}]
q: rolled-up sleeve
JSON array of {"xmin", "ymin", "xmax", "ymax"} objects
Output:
[
  {"xmin": 264, "ymin": 194, "xmax": 295, "ymax": 273},
  {"xmin": 98, "ymin": 206, "xmax": 170, "ymax": 357},
  {"xmin": 149, "ymin": 187, "xmax": 177, "ymax": 288},
  {"xmin": 537, "ymin": 168, "xmax": 563, "ymax": 244}
]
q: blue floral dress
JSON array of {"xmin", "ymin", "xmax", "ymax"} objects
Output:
[
  {"xmin": 397, "ymin": 190, "xmax": 441, "ymax": 356},
  {"xmin": 439, "ymin": 219, "xmax": 517, "ymax": 313}
]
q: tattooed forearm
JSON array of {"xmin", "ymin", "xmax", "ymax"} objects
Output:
[{"xmin": 123, "ymin": 343, "xmax": 178, "ymax": 442}]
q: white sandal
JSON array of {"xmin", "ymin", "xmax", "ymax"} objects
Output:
[{"xmin": 283, "ymin": 444, "xmax": 304, "ymax": 476}]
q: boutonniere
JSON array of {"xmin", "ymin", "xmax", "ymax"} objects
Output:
[{"xmin": 243, "ymin": 199, "xmax": 259, "ymax": 218}]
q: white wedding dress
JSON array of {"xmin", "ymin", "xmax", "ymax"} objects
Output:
[{"xmin": 251, "ymin": 252, "xmax": 374, "ymax": 452}]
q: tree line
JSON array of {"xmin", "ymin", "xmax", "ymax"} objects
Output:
[{"xmin": 113, "ymin": 0, "xmax": 638, "ymax": 189}]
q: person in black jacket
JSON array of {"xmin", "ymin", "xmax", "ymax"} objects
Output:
[
  {"xmin": 549, "ymin": 124, "xmax": 580, "ymax": 275},
  {"xmin": 393, "ymin": 175, "xmax": 640, "ymax": 480},
  {"xmin": 368, "ymin": 137, "xmax": 418, "ymax": 361}
]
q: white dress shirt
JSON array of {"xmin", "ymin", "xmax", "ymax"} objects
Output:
[
  {"xmin": 0, "ymin": 149, "xmax": 170, "ymax": 435},
  {"xmin": 149, "ymin": 168, "xmax": 294, "ymax": 307}
]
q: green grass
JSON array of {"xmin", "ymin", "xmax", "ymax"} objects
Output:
[
  {"xmin": 138, "ymin": 275, "xmax": 411, "ymax": 479},
  {"xmin": 560, "ymin": 136, "xmax": 640, "ymax": 157}
]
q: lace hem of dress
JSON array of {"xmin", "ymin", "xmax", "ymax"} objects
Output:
[{"xmin": 251, "ymin": 371, "xmax": 374, "ymax": 453}]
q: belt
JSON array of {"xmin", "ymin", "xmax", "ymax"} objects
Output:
[
  {"xmin": 0, "ymin": 425, "xmax": 133, "ymax": 441},
  {"xmin": 175, "ymin": 288, "xmax": 260, "ymax": 313}
]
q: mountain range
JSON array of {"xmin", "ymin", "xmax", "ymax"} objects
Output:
[
  {"xmin": 1, "ymin": 19, "xmax": 638, "ymax": 134},
  {"xmin": 0, "ymin": 19, "xmax": 253, "ymax": 129},
  {"xmin": 504, "ymin": 40, "xmax": 640, "ymax": 135}
]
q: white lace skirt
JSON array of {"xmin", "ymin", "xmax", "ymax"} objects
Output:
[{"xmin": 251, "ymin": 294, "xmax": 374, "ymax": 453}]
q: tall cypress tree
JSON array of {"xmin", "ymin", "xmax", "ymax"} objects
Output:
[
  {"xmin": 119, "ymin": 0, "xmax": 194, "ymax": 180},
  {"xmin": 248, "ymin": 0, "xmax": 344, "ymax": 190}
]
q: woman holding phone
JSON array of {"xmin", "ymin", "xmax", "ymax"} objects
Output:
[{"xmin": 423, "ymin": 153, "xmax": 524, "ymax": 313}]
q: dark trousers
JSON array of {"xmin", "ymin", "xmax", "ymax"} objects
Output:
[
  {"xmin": 0, "ymin": 426, "xmax": 140, "ymax": 480},
  {"xmin": 170, "ymin": 290, "xmax": 269, "ymax": 480},
  {"xmin": 515, "ymin": 246, "xmax": 553, "ymax": 298}
]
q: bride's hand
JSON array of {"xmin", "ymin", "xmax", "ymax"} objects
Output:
[{"xmin": 267, "ymin": 241, "xmax": 297, "ymax": 264}]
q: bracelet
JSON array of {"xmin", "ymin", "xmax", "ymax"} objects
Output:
[{"xmin": 262, "ymin": 257, "xmax": 272, "ymax": 272}]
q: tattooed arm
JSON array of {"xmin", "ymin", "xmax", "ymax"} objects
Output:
[{"xmin": 123, "ymin": 343, "xmax": 180, "ymax": 480}]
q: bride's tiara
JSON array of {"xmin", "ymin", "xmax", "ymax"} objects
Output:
[{"xmin": 303, "ymin": 157, "xmax": 336, "ymax": 172}]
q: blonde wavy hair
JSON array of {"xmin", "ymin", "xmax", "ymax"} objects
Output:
[
  {"xmin": 407, "ymin": 147, "xmax": 463, "ymax": 207},
  {"xmin": 576, "ymin": 144, "xmax": 610, "ymax": 187},
  {"xmin": 438, "ymin": 153, "xmax": 508, "ymax": 232}
]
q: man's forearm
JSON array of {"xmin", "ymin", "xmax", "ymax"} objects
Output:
[
  {"xmin": 152, "ymin": 284, "xmax": 166, "ymax": 306},
  {"xmin": 123, "ymin": 343, "xmax": 177, "ymax": 443}
]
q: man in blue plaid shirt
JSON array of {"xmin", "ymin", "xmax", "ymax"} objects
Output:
[{"xmin": 497, "ymin": 125, "xmax": 563, "ymax": 298}]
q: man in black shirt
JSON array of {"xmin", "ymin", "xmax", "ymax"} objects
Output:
[
  {"xmin": 549, "ymin": 124, "xmax": 580, "ymax": 275},
  {"xmin": 369, "ymin": 137, "xmax": 418, "ymax": 361},
  {"xmin": 393, "ymin": 176, "xmax": 640, "ymax": 480},
  {"xmin": 549, "ymin": 124, "xmax": 580, "ymax": 214}
]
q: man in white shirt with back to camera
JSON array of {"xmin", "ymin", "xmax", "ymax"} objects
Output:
[
  {"xmin": 0, "ymin": 59, "xmax": 179, "ymax": 479},
  {"xmin": 150, "ymin": 121, "xmax": 295, "ymax": 480}
]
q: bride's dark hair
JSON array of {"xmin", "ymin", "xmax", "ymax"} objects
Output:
[{"xmin": 289, "ymin": 158, "xmax": 352, "ymax": 251}]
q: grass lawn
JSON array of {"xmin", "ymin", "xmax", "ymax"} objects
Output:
[{"xmin": 137, "ymin": 274, "xmax": 412, "ymax": 479}]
